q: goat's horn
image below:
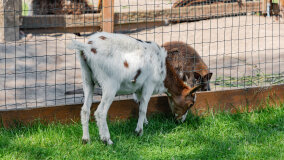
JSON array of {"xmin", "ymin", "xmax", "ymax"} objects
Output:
[{"xmin": 188, "ymin": 85, "xmax": 202, "ymax": 95}]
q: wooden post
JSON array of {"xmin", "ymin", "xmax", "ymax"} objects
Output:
[
  {"xmin": 102, "ymin": 0, "xmax": 114, "ymax": 33},
  {"xmin": 0, "ymin": 0, "xmax": 22, "ymax": 42},
  {"xmin": 98, "ymin": 0, "xmax": 102, "ymax": 13},
  {"xmin": 262, "ymin": 0, "xmax": 269, "ymax": 14}
]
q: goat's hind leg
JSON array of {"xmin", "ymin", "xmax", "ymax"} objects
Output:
[
  {"xmin": 94, "ymin": 81, "xmax": 119, "ymax": 145},
  {"xmin": 78, "ymin": 51, "xmax": 94, "ymax": 144},
  {"xmin": 81, "ymin": 81, "xmax": 93, "ymax": 144}
]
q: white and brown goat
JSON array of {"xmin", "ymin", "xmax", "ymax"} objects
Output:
[
  {"xmin": 163, "ymin": 41, "xmax": 212, "ymax": 91},
  {"xmin": 69, "ymin": 32, "xmax": 201, "ymax": 145}
]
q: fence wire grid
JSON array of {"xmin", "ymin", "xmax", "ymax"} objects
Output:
[{"xmin": 0, "ymin": 0, "xmax": 283, "ymax": 110}]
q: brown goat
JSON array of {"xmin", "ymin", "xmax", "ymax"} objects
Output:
[
  {"xmin": 163, "ymin": 41, "xmax": 212, "ymax": 91},
  {"xmin": 31, "ymin": 0, "xmax": 93, "ymax": 15}
]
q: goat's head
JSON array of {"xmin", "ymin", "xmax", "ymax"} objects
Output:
[
  {"xmin": 164, "ymin": 58, "xmax": 202, "ymax": 122},
  {"xmin": 193, "ymin": 72, "xmax": 213, "ymax": 91},
  {"xmin": 166, "ymin": 85, "xmax": 201, "ymax": 121}
]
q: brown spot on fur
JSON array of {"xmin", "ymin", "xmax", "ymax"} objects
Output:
[
  {"xmin": 131, "ymin": 69, "xmax": 141, "ymax": 83},
  {"xmin": 80, "ymin": 51, "xmax": 87, "ymax": 61},
  {"xmin": 99, "ymin": 36, "xmax": 107, "ymax": 40},
  {"xmin": 91, "ymin": 48, "xmax": 97, "ymax": 54},
  {"xmin": 88, "ymin": 41, "xmax": 93, "ymax": 44},
  {"xmin": 124, "ymin": 61, "xmax": 129, "ymax": 68}
]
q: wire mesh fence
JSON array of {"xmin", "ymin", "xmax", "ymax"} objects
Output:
[{"xmin": 0, "ymin": 0, "xmax": 283, "ymax": 111}]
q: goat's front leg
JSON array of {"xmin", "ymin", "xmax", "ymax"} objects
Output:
[
  {"xmin": 94, "ymin": 82, "xmax": 118, "ymax": 145},
  {"xmin": 135, "ymin": 83, "xmax": 155, "ymax": 136},
  {"xmin": 133, "ymin": 93, "xmax": 148, "ymax": 125}
]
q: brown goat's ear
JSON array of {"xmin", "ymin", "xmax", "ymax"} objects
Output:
[
  {"xmin": 193, "ymin": 72, "xmax": 202, "ymax": 80},
  {"xmin": 188, "ymin": 85, "xmax": 202, "ymax": 95},
  {"xmin": 203, "ymin": 73, "xmax": 213, "ymax": 81},
  {"xmin": 182, "ymin": 74, "xmax": 189, "ymax": 82}
]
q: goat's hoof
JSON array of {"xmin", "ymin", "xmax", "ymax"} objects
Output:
[
  {"xmin": 135, "ymin": 128, "xmax": 143, "ymax": 136},
  {"xmin": 180, "ymin": 117, "xmax": 186, "ymax": 123},
  {"xmin": 82, "ymin": 139, "xmax": 90, "ymax": 144},
  {"xmin": 102, "ymin": 138, "xmax": 113, "ymax": 145},
  {"xmin": 144, "ymin": 119, "xmax": 148, "ymax": 125}
]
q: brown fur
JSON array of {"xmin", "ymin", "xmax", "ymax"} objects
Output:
[
  {"xmin": 162, "ymin": 41, "xmax": 212, "ymax": 91},
  {"xmin": 99, "ymin": 36, "xmax": 107, "ymax": 40},
  {"xmin": 88, "ymin": 41, "xmax": 93, "ymax": 44},
  {"xmin": 164, "ymin": 59, "xmax": 189, "ymax": 96},
  {"xmin": 80, "ymin": 51, "xmax": 86, "ymax": 61},
  {"xmin": 164, "ymin": 59, "xmax": 201, "ymax": 119},
  {"xmin": 91, "ymin": 48, "xmax": 97, "ymax": 54},
  {"xmin": 31, "ymin": 0, "xmax": 93, "ymax": 15},
  {"xmin": 124, "ymin": 61, "xmax": 129, "ymax": 68},
  {"xmin": 132, "ymin": 69, "xmax": 141, "ymax": 83}
]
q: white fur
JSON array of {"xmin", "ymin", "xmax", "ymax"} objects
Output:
[{"xmin": 70, "ymin": 32, "xmax": 167, "ymax": 144}]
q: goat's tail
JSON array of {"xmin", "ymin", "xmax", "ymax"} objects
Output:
[{"xmin": 68, "ymin": 40, "xmax": 88, "ymax": 52}]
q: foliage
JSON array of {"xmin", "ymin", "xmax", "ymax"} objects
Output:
[{"xmin": 22, "ymin": 2, "xmax": 29, "ymax": 16}]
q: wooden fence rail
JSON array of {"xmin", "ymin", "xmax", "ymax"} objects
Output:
[
  {"xmin": 1, "ymin": 84, "xmax": 283, "ymax": 128},
  {"xmin": 20, "ymin": 1, "xmax": 262, "ymax": 34}
]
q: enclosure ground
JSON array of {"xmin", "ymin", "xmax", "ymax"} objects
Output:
[
  {"xmin": 0, "ymin": 103, "xmax": 283, "ymax": 160},
  {"xmin": 1, "ymin": 15, "xmax": 283, "ymax": 110}
]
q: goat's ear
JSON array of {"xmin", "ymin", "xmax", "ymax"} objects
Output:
[
  {"xmin": 203, "ymin": 72, "xmax": 213, "ymax": 81},
  {"xmin": 193, "ymin": 72, "xmax": 202, "ymax": 80},
  {"xmin": 188, "ymin": 85, "xmax": 202, "ymax": 95},
  {"xmin": 182, "ymin": 74, "xmax": 188, "ymax": 82}
]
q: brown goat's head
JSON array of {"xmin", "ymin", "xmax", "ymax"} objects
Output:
[
  {"xmin": 193, "ymin": 72, "xmax": 213, "ymax": 91},
  {"xmin": 166, "ymin": 85, "xmax": 202, "ymax": 121}
]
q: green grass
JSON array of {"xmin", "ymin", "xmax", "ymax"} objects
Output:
[
  {"xmin": 22, "ymin": 2, "xmax": 29, "ymax": 16},
  {"xmin": 1, "ymin": 104, "xmax": 284, "ymax": 160},
  {"xmin": 215, "ymin": 73, "xmax": 284, "ymax": 88}
]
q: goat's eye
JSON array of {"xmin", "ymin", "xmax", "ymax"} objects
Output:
[{"xmin": 187, "ymin": 103, "xmax": 194, "ymax": 109}]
